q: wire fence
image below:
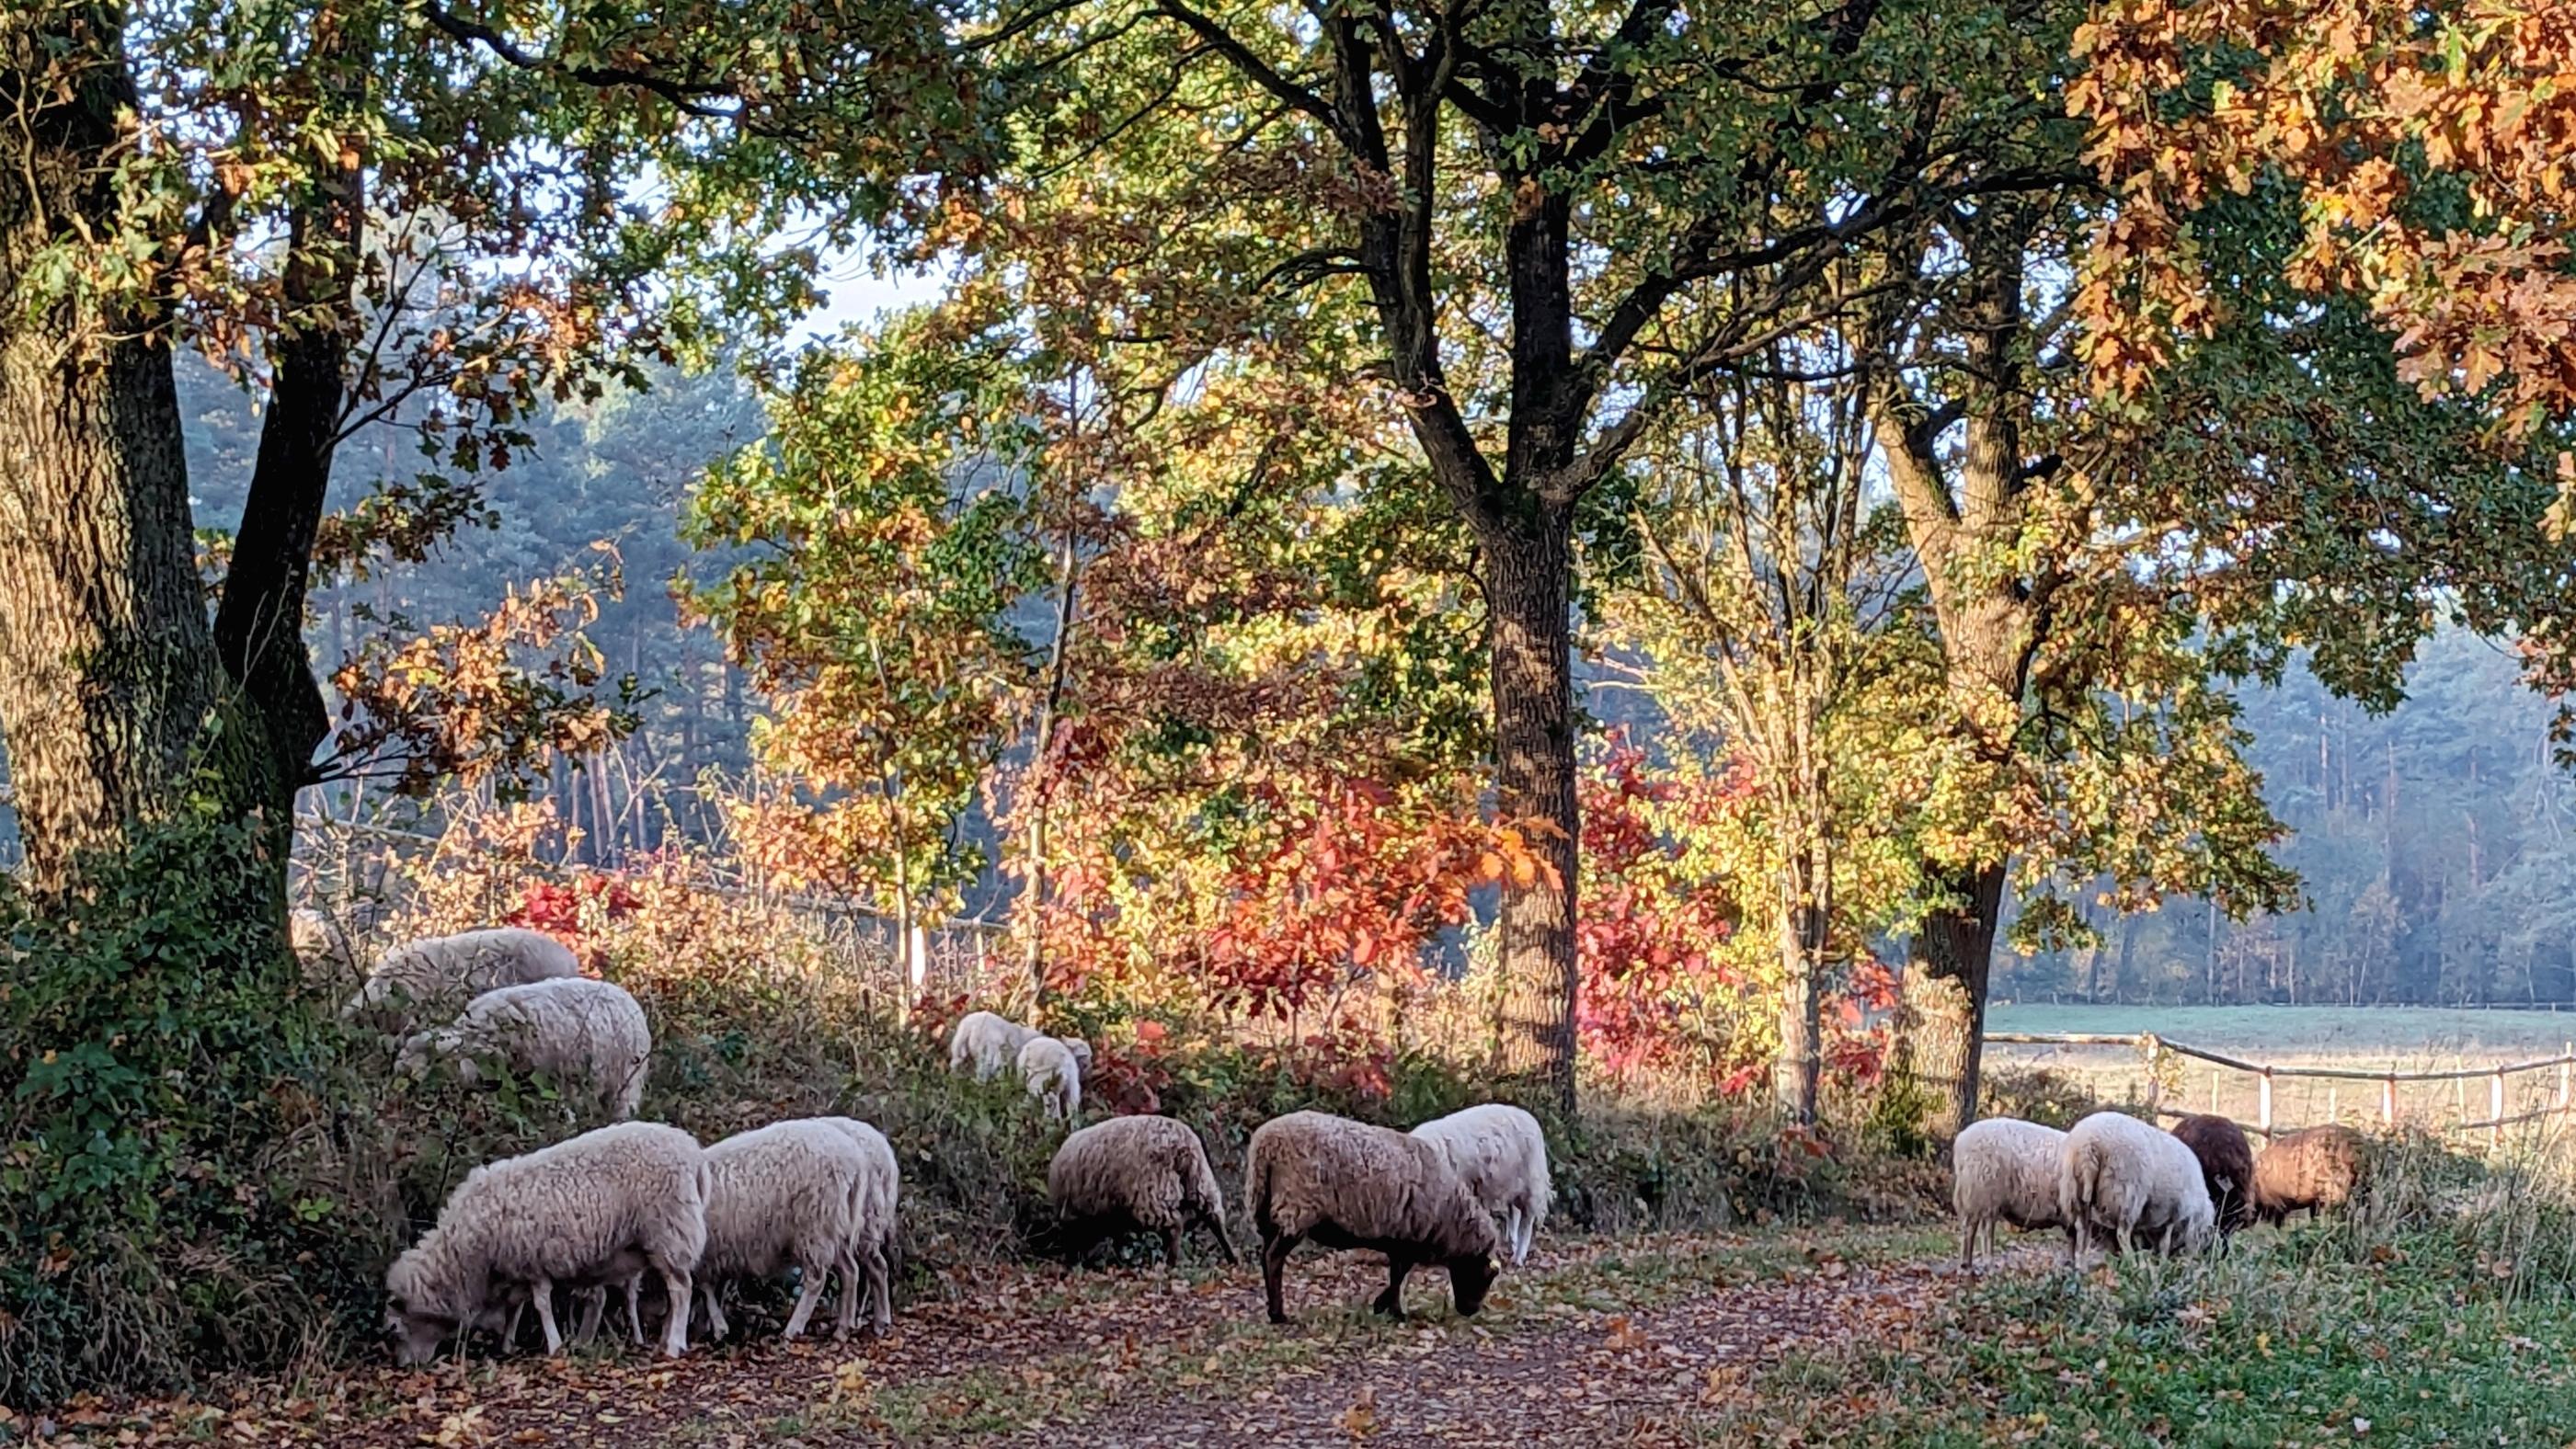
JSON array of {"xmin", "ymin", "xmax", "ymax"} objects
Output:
[{"xmin": 1985, "ymin": 1030, "xmax": 2576, "ymax": 1150}]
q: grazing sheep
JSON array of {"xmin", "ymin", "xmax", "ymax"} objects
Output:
[
  {"xmin": 2254, "ymin": 1124, "xmax": 2369, "ymax": 1225},
  {"xmin": 1019, "ymin": 1035, "xmax": 1082, "ymax": 1121},
  {"xmin": 289, "ymin": 907, "xmax": 357, "ymax": 983},
  {"xmin": 1048, "ymin": 1115, "xmax": 1239, "ymax": 1266},
  {"xmin": 695, "ymin": 1119, "xmax": 876, "ymax": 1341},
  {"xmin": 813, "ymin": 1115, "xmax": 900, "ymax": 1337},
  {"xmin": 344, "ymin": 926, "xmax": 579, "ymax": 1032},
  {"xmin": 1244, "ymin": 1110, "xmax": 1499, "ymax": 1324},
  {"xmin": 1060, "ymin": 1036, "xmax": 1095, "ymax": 1074},
  {"xmin": 1410, "ymin": 1104, "xmax": 1551, "ymax": 1267},
  {"xmin": 2060, "ymin": 1111, "xmax": 2218, "ymax": 1263},
  {"xmin": 383, "ymin": 1121, "xmax": 706, "ymax": 1363},
  {"xmin": 949, "ymin": 1010, "xmax": 1041, "ymax": 1080},
  {"xmin": 396, "ymin": 976, "xmax": 652, "ymax": 1120},
  {"xmin": 2169, "ymin": 1114, "xmax": 2259, "ymax": 1238},
  {"xmin": 1952, "ymin": 1117, "xmax": 2071, "ymax": 1271}
]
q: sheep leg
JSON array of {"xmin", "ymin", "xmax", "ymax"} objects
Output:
[
  {"xmin": 624, "ymin": 1274, "xmax": 646, "ymax": 1346},
  {"xmin": 1205, "ymin": 1214, "xmax": 1241, "ymax": 1265},
  {"xmin": 571, "ymin": 1287, "xmax": 606, "ymax": 1348},
  {"xmin": 1160, "ymin": 1226, "xmax": 1183, "ymax": 1266},
  {"xmin": 658, "ymin": 1266, "xmax": 693, "ymax": 1359},
  {"xmin": 1959, "ymin": 1214, "xmax": 1979, "ymax": 1272},
  {"xmin": 532, "ymin": 1276, "xmax": 566, "ymax": 1357},
  {"xmin": 501, "ymin": 1298, "xmax": 527, "ymax": 1352},
  {"xmin": 704, "ymin": 1285, "xmax": 730, "ymax": 1342},
  {"xmin": 1372, "ymin": 1255, "xmax": 1414, "ymax": 1320},
  {"xmin": 783, "ymin": 1261, "xmax": 830, "ymax": 1341},
  {"xmin": 1261, "ymin": 1234, "xmax": 1299, "ymax": 1325},
  {"xmin": 865, "ymin": 1239, "xmax": 892, "ymax": 1336},
  {"xmin": 832, "ymin": 1250, "xmax": 861, "ymax": 1339}
]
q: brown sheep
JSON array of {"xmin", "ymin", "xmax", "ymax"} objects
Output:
[
  {"xmin": 2253, "ymin": 1124, "xmax": 2369, "ymax": 1225},
  {"xmin": 2169, "ymin": 1114, "xmax": 2258, "ymax": 1237},
  {"xmin": 1244, "ymin": 1111, "xmax": 1498, "ymax": 1325},
  {"xmin": 1048, "ymin": 1115, "xmax": 1239, "ymax": 1266}
]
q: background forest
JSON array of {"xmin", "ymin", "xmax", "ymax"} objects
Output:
[{"xmin": 1, "ymin": 345, "xmax": 2556, "ymax": 1012}]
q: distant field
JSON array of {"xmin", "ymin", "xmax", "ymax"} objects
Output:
[{"xmin": 1982, "ymin": 1003, "xmax": 2576, "ymax": 1135}]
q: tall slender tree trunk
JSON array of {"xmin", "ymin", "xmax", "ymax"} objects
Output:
[
  {"xmin": 1021, "ymin": 525, "xmax": 1080, "ymax": 1022},
  {"xmin": 0, "ymin": 8, "xmax": 266, "ymax": 897},
  {"xmin": 1775, "ymin": 856, "xmax": 1830, "ymax": 1123},
  {"xmin": 1483, "ymin": 513, "xmax": 1579, "ymax": 1112}
]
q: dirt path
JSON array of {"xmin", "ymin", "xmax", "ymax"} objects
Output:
[{"xmin": 49, "ymin": 1229, "xmax": 1999, "ymax": 1448}]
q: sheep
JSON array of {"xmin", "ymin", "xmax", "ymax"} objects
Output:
[
  {"xmin": 289, "ymin": 907, "xmax": 357, "ymax": 984},
  {"xmin": 396, "ymin": 976, "xmax": 652, "ymax": 1120},
  {"xmin": 2169, "ymin": 1114, "xmax": 2259, "ymax": 1238},
  {"xmin": 1952, "ymin": 1116, "xmax": 2071, "ymax": 1271},
  {"xmin": 813, "ymin": 1115, "xmax": 900, "ymax": 1337},
  {"xmin": 1059, "ymin": 1036, "xmax": 1094, "ymax": 1073},
  {"xmin": 2059, "ymin": 1111, "xmax": 2217, "ymax": 1264},
  {"xmin": 1244, "ymin": 1110, "xmax": 1500, "ymax": 1325},
  {"xmin": 692, "ymin": 1119, "xmax": 880, "ymax": 1341},
  {"xmin": 344, "ymin": 926, "xmax": 579, "ymax": 1032},
  {"xmin": 1047, "ymin": 1115, "xmax": 1239, "ymax": 1266},
  {"xmin": 1018, "ymin": 1035, "xmax": 1082, "ymax": 1122},
  {"xmin": 1410, "ymin": 1103, "xmax": 1551, "ymax": 1267},
  {"xmin": 383, "ymin": 1121, "xmax": 706, "ymax": 1363},
  {"xmin": 2254, "ymin": 1124, "xmax": 2369, "ymax": 1225},
  {"xmin": 949, "ymin": 1010, "xmax": 1041, "ymax": 1080}
]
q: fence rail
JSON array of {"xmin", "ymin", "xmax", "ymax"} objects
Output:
[{"xmin": 1985, "ymin": 1030, "xmax": 2576, "ymax": 1149}]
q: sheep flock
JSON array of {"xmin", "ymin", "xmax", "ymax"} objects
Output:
[{"xmin": 344, "ymin": 922, "xmax": 2395, "ymax": 1367}]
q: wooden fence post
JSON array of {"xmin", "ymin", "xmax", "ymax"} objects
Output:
[
  {"xmin": 2382, "ymin": 1073, "xmax": 2397, "ymax": 1128},
  {"xmin": 2560, "ymin": 1044, "xmax": 2570, "ymax": 1116},
  {"xmin": 2492, "ymin": 1068, "xmax": 2507, "ymax": 1150},
  {"xmin": 2259, "ymin": 1067, "xmax": 2273, "ymax": 1138},
  {"xmin": 2142, "ymin": 1035, "xmax": 2163, "ymax": 1118}
]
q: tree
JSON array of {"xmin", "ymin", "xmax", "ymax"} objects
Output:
[
  {"xmin": 1607, "ymin": 308, "xmax": 1918, "ymax": 1121},
  {"xmin": 963, "ymin": 0, "xmax": 2086, "ymax": 1107},
  {"xmin": 0, "ymin": 0, "xmax": 983, "ymax": 908},
  {"xmin": 2069, "ymin": 0, "xmax": 2576, "ymax": 432}
]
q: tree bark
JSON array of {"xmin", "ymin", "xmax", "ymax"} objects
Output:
[
  {"xmin": 0, "ymin": 7, "xmax": 256, "ymax": 895},
  {"xmin": 1774, "ymin": 879, "xmax": 1829, "ymax": 1124},
  {"xmin": 1899, "ymin": 859, "xmax": 2009, "ymax": 1136},
  {"xmin": 1483, "ymin": 514, "xmax": 1579, "ymax": 1112}
]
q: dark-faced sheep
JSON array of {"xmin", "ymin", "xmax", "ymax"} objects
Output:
[
  {"xmin": 1047, "ymin": 1115, "xmax": 1238, "ymax": 1265},
  {"xmin": 1244, "ymin": 1111, "xmax": 1499, "ymax": 1325},
  {"xmin": 2254, "ymin": 1124, "xmax": 2369, "ymax": 1225},
  {"xmin": 2168, "ymin": 1114, "xmax": 2258, "ymax": 1238}
]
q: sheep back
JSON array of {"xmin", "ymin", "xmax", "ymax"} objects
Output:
[
  {"xmin": 1248, "ymin": 1111, "xmax": 1496, "ymax": 1263},
  {"xmin": 2253, "ymin": 1124, "xmax": 2368, "ymax": 1224},
  {"xmin": 2060, "ymin": 1111, "xmax": 2215, "ymax": 1256},
  {"xmin": 402, "ymin": 976, "xmax": 652, "ymax": 1118},
  {"xmin": 949, "ymin": 1010, "xmax": 1039, "ymax": 1078},
  {"xmin": 699, "ymin": 1119, "xmax": 872, "ymax": 1284},
  {"xmin": 2168, "ymin": 1113, "xmax": 2258, "ymax": 1234},
  {"xmin": 1049, "ymin": 1115, "xmax": 1226, "ymax": 1232},
  {"xmin": 346, "ymin": 926, "xmax": 580, "ymax": 1029},
  {"xmin": 384, "ymin": 1121, "xmax": 705, "ymax": 1361},
  {"xmin": 1018, "ymin": 1035, "xmax": 1082, "ymax": 1120}
]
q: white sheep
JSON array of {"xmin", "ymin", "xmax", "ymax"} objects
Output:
[
  {"xmin": 396, "ymin": 976, "xmax": 652, "ymax": 1120},
  {"xmin": 1047, "ymin": 1115, "xmax": 1239, "ymax": 1265},
  {"xmin": 1410, "ymin": 1103, "xmax": 1551, "ymax": 1267},
  {"xmin": 1018, "ymin": 1035, "xmax": 1082, "ymax": 1122},
  {"xmin": 384, "ymin": 1121, "xmax": 706, "ymax": 1363},
  {"xmin": 949, "ymin": 1010, "xmax": 1040, "ymax": 1080},
  {"xmin": 1245, "ymin": 1110, "xmax": 1499, "ymax": 1324},
  {"xmin": 692, "ymin": 1119, "xmax": 879, "ymax": 1341},
  {"xmin": 1952, "ymin": 1116, "xmax": 2071, "ymax": 1271},
  {"xmin": 813, "ymin": 1115, "xmax": 901, "ymax": 1337},
  {"xmin": 344, "ymin": 926, "xmax": 579, "ymax": 1032},
  {"xmin": 2060, "ymin": 1111, "xmax": 2218, "ymax": 1264}
]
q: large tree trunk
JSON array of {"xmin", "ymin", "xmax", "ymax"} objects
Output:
[
  {"xmin": 0, "ymin": 10, "xmax": 258, "ymax": 896},
  {"xmin": 1484, "ymin": 514, "xmax": 1579, "ymax": 1112},
  {"xmin": 1897, "ymin": 860, "xmax": 2009, "ymax": 1137}
]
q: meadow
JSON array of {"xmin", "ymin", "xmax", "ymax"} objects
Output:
[{"xmin": 1985, "ymin": 1005, "xmax": 2576, "ymax": 1139}]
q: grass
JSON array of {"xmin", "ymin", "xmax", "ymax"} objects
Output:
[
  {"xmin": 1691, "ymin": 1140, "xmax": 2576, "ymax": 1447},
  {"xmin": 1985, "ymin": 1005, "xmax": 2576, "ymax": 1135}
]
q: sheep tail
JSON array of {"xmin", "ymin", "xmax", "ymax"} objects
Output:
[{"xmin": 1245, "ymin": 1146, "xmax": 1274, "ymax": 1238}]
